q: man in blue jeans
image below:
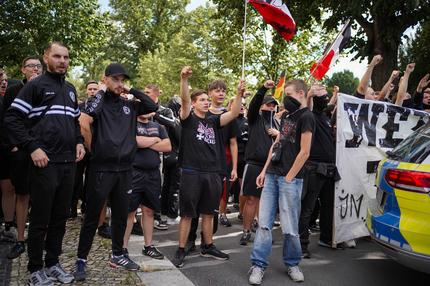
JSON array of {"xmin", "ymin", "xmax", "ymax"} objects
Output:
[{"xmin": 249, "ymin": 79, "xmax": 315, "ymax": 284}]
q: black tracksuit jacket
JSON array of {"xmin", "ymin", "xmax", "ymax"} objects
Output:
[
  {"xmin": 84, "ymin": 88, "xmax": 158, "ymax": 172},
  {"xmin": 4, "ymin": 72, "xmax": 83, "ymax": 163}
]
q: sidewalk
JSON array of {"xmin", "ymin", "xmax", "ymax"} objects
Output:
[{"xmin": 5, "ymin": 218, "xmax": 193, "ymax": 285}]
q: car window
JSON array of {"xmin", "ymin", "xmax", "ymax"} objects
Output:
[{"xmin": 388, "ymin": 122, "xmax": 430, "ymax": 163}]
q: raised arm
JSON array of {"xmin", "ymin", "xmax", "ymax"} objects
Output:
[
  {"xmin": 247, "ymin": 80, "xmax": 274, "ymax": 124},
  {"xmin": 378, "ymin": 70, "xmax": 399, "ymax": 101},
  {"xmin": 220, "ymin": 80, "xmax": 246, "ymax": 127},
  {"xmin": 395, "ymin": 63, "xmax": 415, "ymax": 106},
  {"xmin": 179, "ymin": 66, "xmax": 192, "ymax": 120},
  {"xmin": 357, "ymin": 55, "xmax": 382, "ymax": 95}
]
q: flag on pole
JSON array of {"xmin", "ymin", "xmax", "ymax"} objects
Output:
[
  {"xmin": 310, "ymin": 20, "xmax": 352, "ymax": 80},
  {"xmin": 273, "ymin": 70, "xmax": 286, "ymax": 100},
  {"xmin": 248, "ymin": 0, "xmax": 296, "ymax": 41}
]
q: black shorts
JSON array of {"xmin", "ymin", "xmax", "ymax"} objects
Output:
[
  {"xmin": 129, "ymin": 168, "xmax": 161, "ymax": 212},
  {"xmin": 9, "ymin": 150, "xmax": 30, "ymax": 195},
  {"xmin": 179, "ymin": 170, "xmax": 222, "ymax": 218},
  {"xmin": 242, "ymin": 163, "xmax": 264, "ymax": 197},
  {"xmin": 0, "ymin": 150, "xmax": 11, "ymax": 180}
]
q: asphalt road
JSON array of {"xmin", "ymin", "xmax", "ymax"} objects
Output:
[{"xmin": 152, "ymin": 212, "xmax": 430, "ymax": 286}]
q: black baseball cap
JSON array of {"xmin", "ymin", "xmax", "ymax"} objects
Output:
[
  {"xmin": 105, "ymin": 63, "xmax": 130, "ymax": 79},
  {"xmin": 262, "ymin": 96, "xmax": 279, "ymax": 106}
]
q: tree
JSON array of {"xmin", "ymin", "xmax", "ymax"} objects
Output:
[
  {"xmin": 0, "ymin": 0, "xmax": 108, "ymax": 77},
  {"xmin": 107, "ymin": 0, "xmax": 189, "ymax": 76},
  {"xmin": 324, "ymin": 70, "xmax": 359, "ymax": 95},
  {"xmin": 211, "ymin": 0, "xmax": 332, "ymax": 84},
  {"xmin": 399, "ymin": 20, "xmax": 430, "ymax": 91},
  {"xmin": 283, "ymin": 0, "xmax": 430, "ymax": 90}
]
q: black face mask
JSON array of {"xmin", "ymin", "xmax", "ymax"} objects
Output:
[
  {"xmin": 283, "ymin": 96, "xmax": 301, "ymax": 113},
  {"xmin": 313, "ymin": 94, "xmax": 329, "ymax": 113}
]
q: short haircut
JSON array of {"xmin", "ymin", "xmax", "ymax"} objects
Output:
[
  {"xmin": 86, "ymin": 80, "xmax": 98, "ymax": 88},
  {"xmin": 208, "ymin": 79, "xmax": 227, "ymax": 92},
  {"xmin": 190, "ymin": 89, "xmax": 207, "ymax": 102},
  {"xmin": 285, "ymin": 79, "xmax": 308, "ymax": 96},
  {"xmin": 145, "ymin": 84, "xmax": 160, "ymax": 93},
  {"xmin": 22, "ymin": 56, "xmax": 41, "ymax": 67},
  {"xmin": 44, "ymin": 41, "xmax": 68, "ymax": 54}
]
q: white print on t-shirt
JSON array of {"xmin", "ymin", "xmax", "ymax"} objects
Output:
[{"xmin": 196, "ymin": 121, "xmax": 216, "ymax": 144}]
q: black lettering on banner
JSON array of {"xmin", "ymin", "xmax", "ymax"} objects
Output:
[
  {"xmin": 379, "ymin": 105, "xmax": 410, "ymax": 148},
  {"xmin": 366, "ymin": 160, "xmax": 380, "ymax": 174},
  {"xmin": 344, "ymin": 103, "xmax": 384, "ymax": 148},
  {"xmin": 339, "ymin": 189, "xmax": 364, "ymax": 220}
]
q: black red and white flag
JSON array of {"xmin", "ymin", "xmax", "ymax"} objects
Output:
[
  {"xmin": 310, "ymin": 20, "xmax": 352, "ymax": 80},
  {"xmin": 248, "ymin": 0, "xmax": 296, "ymax": 41}
]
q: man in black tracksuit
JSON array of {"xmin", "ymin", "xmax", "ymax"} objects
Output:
[
  {"xmin": 4, "ymin": 42, "xmax": 85, "ymax": 285},
  {"xmin": 74, "ymin": 63, "xmax": 158, "ymax": 281}
]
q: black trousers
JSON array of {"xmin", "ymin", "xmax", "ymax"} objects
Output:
[
  {"xmin": 27, "ymin": 162, "xmax": 76, "ymax": 273},
  {"xmin": 71, "ymin": 154, "xmax": 89, "ymax": 216},
  {"xmin": 161, "ymin": 164, "xmax": 180, "ymax": 219},
  {"xmin": 77, "ymin": 169, "xmax": 131, "ymax": 259},
  {"xmin": 299, "ymin": 165, "xmax": 335, "ymax": 250}
]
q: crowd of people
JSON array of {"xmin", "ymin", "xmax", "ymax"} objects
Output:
[{"xmin": 0, "ymin": 41, "xmax": 429, "ymax": 286}]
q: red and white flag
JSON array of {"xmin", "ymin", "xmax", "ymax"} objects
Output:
[
  {"xmin": 248, "ymin": 0, "xmax": 296, "ymax": 41},
  {"xmin": 310, "ymin": 20, "xmax": 352, "ymax": 80}
]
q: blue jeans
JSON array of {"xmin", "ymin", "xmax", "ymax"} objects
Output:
[{"xmin": 250, "ymin": 173, "xmax": 303, "ymax": 269}]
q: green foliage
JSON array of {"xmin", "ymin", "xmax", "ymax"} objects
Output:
[
  {"xmin": 399, "ymin": 20, "xmax": 430, "ymax": 91},
  {"xmin": 0, "ymin": 0, "xmax": 108, "ymax": 77},
  {"xmin": 324, "ymin": 70, "xmax": 359, "ymax": 95}
]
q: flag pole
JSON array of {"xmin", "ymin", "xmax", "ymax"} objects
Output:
[{"xmin": 241, "ymin": 0, "xmax": 248, "ymax": 80}]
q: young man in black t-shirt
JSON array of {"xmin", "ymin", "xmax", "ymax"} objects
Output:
[
  {"xmin": 249, "ymin": 79, "xmax": 315, "ymax": 284},
  {"xmin": 122, "ymin": 112, "xmax": 171, "ymax": 259},
  {"xmin": 172, "ymin": 66, "xmax": 245, "ymax": 268}
]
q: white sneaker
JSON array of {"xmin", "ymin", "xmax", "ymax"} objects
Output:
[
  {"xmin": 287, "ymin": 266, "xmax": 304, "ymax": 282},
  {"xmin": 166, "ymin": 217, "xmax": 180, "ymax": 225},
  {"xmin": 154, "ymin": 219, "xmax": 168, "ymax": 230},
  {"xmin": 342, "ymin": 239, "xmax": 356, "ymax": 248},
  {"xmin": 248, "ymin": 265, "xmax": 264, "ymax": 285},
  {"xmin": 28, "ymin": 270, "xmax": 54, "ymax": 286},
  {"xmin": 46, "ymin": 263, "xmax": 74, "ymax": 284}
]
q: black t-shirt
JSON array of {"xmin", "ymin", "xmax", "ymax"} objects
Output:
[
  {"xmin": 236, "ymin": 114, "xmax": 248, "ymax": 156},
  {"xmin": 268, "ymin": 108, "xmax": 315, "ymax": 178},
  {"xmin": 179, "ymin": 112, "xmax": 223, "ymax": 173},
  {"xmin": 309, "ymin": 111, "xmax": 335, "ymax": 163},
  {"xmin": 134, "ymin": 120, "xmax": 168, "ymax": 170},
  {"xmin": 207, "ymin": 109, "xmax": 239, "ymax": 174}
]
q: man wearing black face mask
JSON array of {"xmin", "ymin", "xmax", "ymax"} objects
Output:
[{"xmin": 298, "ymin": 85, "xmax": 340, "ymax": 258}]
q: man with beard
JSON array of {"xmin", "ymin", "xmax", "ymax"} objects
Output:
[
  {"xmin": 73, "ymin": 63, "xmax": 157, "ymax": 281},
  {"xmin": 3, "ymin": 56, "xmax": 43, "ymax": 260},
  {"xmin": 5, "ymin": 42, "xmax": 86, "ymax": 285}
]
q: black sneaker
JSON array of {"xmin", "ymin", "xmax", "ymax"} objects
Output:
[
  {"xmin": 131, "ymin": 221, "xmax": 143, "ymax": 236},
  {"xmin": 251, "ymin": 219, "xmax": 259, "ymax": 233},
  {"xmin": 239, "ymin": 231, "xmax": 251, "ymax": 246},
  {"xmin": 7, "ymin": 241, "xmax": 25, "ymax": 259},
  {"xmin": 219, "ymin": 215, "xmax": 232, "ymax": 227},
  {"xmin": 142, "ymin": 245, "xmax": 164, "ymax": 260},
  {"xmin": 154, "ymin": 219, "xmax": 168, "ymax": 230},
  {"xmin": 98, "ymin": 223, "xmax": 112, "ymax": 239},
  {"xmin": 302, "ymin": 249, "xmax": 311, "ymax": 259},
  {"xmin": 172, "ymin": 248, "xmax": 186, "ymax": 268},
  {"xmin": 109, "ymin": 255, "xmax": 140, "ymax": 271},
  {"xmin": 184, "ymin": 240, "xmax": 196, "ymax": 255},
  {"xmin": 200, "ymin": 244, "xmax": 229, "ymax": 260},
  {"xmin": 73, "ymin": 259, "xmax": 87, "ymax": 282},
  {"xmin": 237, "ymin": 214, "xmax": 243, "ymax": 221}
]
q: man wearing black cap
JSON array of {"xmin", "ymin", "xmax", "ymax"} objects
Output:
[
  {"xmin": 73, "ymin": 63, "xmax": 158, "ymax": 281},
  {"xmin": 239, "ymin": 80, "xmax": 279, "ymax": 246}
]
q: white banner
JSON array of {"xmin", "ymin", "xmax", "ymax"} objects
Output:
[{"xmin": 334, "ymin": 94, "xmax": 428, "ymax": 244}]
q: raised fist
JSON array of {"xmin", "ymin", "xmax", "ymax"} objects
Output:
[{"xmin": 181, "ymin": 66, "xmax": 193, "ymax": 79}]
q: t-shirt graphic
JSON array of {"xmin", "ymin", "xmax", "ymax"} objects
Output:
[
  {"xmin": 280, "ymin": 116, "xmax": 297, "ymax": 144},
  {"xmin": 196, "ymin": 121, "xmax": 216, "ymax": 144}
]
